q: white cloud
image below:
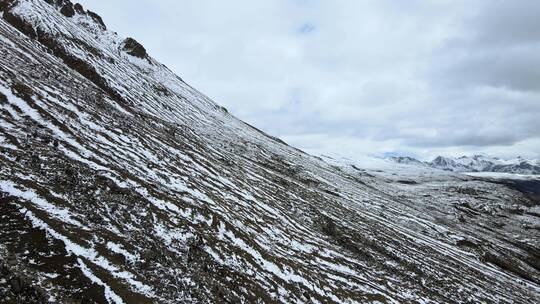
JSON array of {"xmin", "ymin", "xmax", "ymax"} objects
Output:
[{"xmin": 78, "ymin": 0, "xmax": 540, "ymax": 160}]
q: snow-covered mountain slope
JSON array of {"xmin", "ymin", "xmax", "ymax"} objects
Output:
[
  {"xmin": 389, "ymin": 155, "xmax": 540, "ymax": 175},
  {"xmin": 0, "ymin": 0, "xmax": 539, "ymax": 303},
  {"xmin": 431, "ymin": 155, "xmax": 540, "ymax": 175},
  {"xmin": 384, "ymin": 156, "xmax": 429, "ymax": 168}
]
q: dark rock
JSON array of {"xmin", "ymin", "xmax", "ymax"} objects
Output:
[
  {"xmin": 0, "ymin": 91, "xmax": 6, "ymax": 103},
  {"xmin": 35, "ymin": 30, "xmax": 128, "ymax": 105},
  {"xmin": 501, "ymin": 179, "xmax": 540, "ymax": 205},
  {"xmin": 87, "ymin": 10, "xmax": 106, "ymax": 29},
  {"xmin": 7, "ymin": 253, "xmax": 17, "ymax": 267},
  {"xmin": 320, "ymin": 215, "xmax": 338, "ymax": 237},
  {"xmin": 65, "ymin": 37, "xmax": 103, "ymax": 58},
  {"xmin": 323, "ymin": 189, "xmax": 341, "ymax": 197},
  {"xmin": 397, "ymin": 180, "xmax": 417, "ymax": 185},
  {"xmin": 11, "ymin": 82, "xmax": 34, "ymax": 100},
  {"xmin": 73, "ymin": 3, "xmax": 84, "ymax": 14},
  {"xmin": 10, "ymin": 278, "xmax": 22, "ymax": 294},
  {"xmin": 481, "ymin": 252, "xmax": 537, "ymax": 284},
  {"xmin": 153, "ymin": 84, "xmax": 172, "ymax": 96},
  {"xmin": 455, "ymin": 187, "xmax": 479, "ymax": 196},
  {"xmin": 122, "ymin": 38, "xmax": 147, "ymax": 59},
  {"xmin": 456, "ymin": 239, "xmax": 478, "ymax": 248},
  {"xmin": 59, "ymin": 3, "xmax": 75, "ymax": 17},
  {"xmin": 508, "ymin": 208, "xmax": 524, "ymax": 215},
  {"xmin": 142, "ymin": 249, "xmax": 159, "ymax": 264},
  {"xmin": 0, "ymin": 0, "xmax": 15, "ymax": 11},
  {"xmin": 3, "ymin": 9, "xmax": 37, "ymax": 39}
]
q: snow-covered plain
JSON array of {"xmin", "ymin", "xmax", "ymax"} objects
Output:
[
  {"xmin": 464, "ymin": 172, "xmax": 540, "ymax": 181},
  {"xmin": 0, "ymin": 0, "xmax": 539, "ymax": 303}
]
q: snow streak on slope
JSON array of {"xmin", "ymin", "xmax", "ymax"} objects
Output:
[{"xmin": 0, "ymin": 0, "xmax": 539, "ymax": 303}]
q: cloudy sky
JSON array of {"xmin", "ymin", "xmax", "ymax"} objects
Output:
[{"xmin": 78, "ymin": 0, "xmax": 540, "ymax": 160}]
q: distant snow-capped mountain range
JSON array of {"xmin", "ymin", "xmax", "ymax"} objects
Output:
[{"xmin": 389, "ymin": 155, "xmax": 540, "ymax": 175}]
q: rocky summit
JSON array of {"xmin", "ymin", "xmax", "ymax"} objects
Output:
[{"xmin": 0, "ymin": 0, "xmax": 539, "ymax": 303}]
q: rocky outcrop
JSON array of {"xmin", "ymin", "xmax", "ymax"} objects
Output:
[
  {"xmin": 0, "ymin": 0, "xmax": 15, "ymax": 12},
  {"xmin": 2, "ymin": 8, "xmax": 37, "ymax": 38},
  {"xmin": 122, "ymin": 37, "xmax": 148, "ymax": 59},
  {"xmin": 0, "ymin": 263, "xmax": 49, "ymax": 303},
  {"xmin": 41, "ymin": 0, "xmax": 107, "ymax": 29},
  {"xmin": 1, "ymin": 4, "xmax": 127, "ymax": 105},
  {"xmin": 87, "ymin": 10, "xmax": 106, "ymax": 29},
  {"xmin": 59, "ymin": 1, "xmax": 75, "ymax": 17}
]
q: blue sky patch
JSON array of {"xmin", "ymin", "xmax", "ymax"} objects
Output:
[{"xmin": 298, "ymin": 23, "xmax": 316, "ymax": 34}]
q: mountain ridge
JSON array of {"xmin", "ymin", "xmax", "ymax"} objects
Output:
[{"xmin": 389, "ymin": 155, "xmax": 540, "ymax": 175}]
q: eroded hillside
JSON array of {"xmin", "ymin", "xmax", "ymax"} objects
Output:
[{"xmin": 0, "ymin": 0, "xmax": 539, "ymax": 303}]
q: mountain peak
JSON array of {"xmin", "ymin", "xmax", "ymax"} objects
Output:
[{"xmin": 389, "ymin": 154, "xmax": 540, "ymax": 175}]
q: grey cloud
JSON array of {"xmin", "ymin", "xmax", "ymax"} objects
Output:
[
  {"xmin": 428, "ymin": 1, "xmax": 540, "ymax": 92},
  {"xmin": 406, "ymin": 134, "xmax": 519, "ymax": 149},
  {"xmin": 468, "ymin": 0, "xmax": 540, "ymax": 47},
  {"xmin": 434, "ymin": 47, "xmax": 540, "ymax": 91},
  {"xmin": 77, "ymin": 0, "xmax": 540, "ymax": 160}
]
